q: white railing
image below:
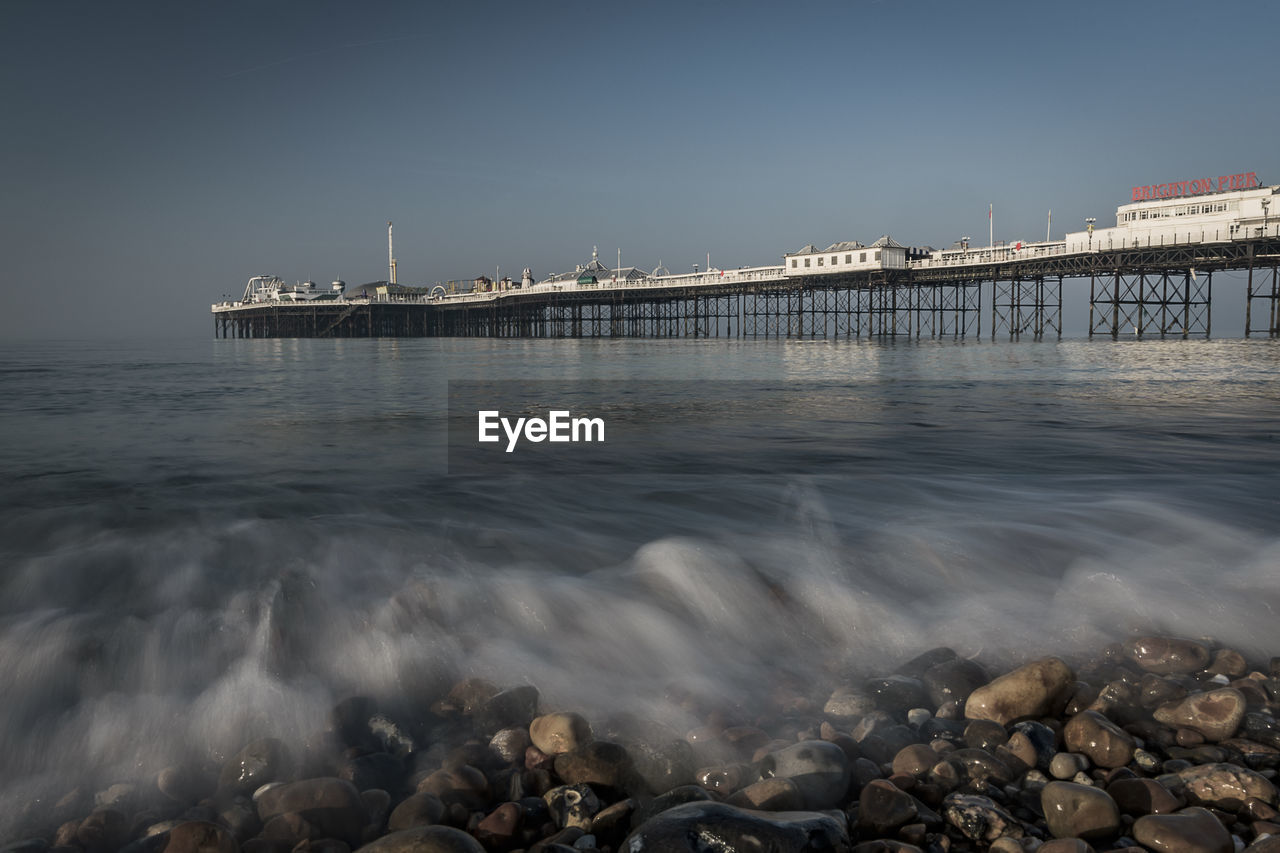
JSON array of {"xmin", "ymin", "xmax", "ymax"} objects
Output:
[
  {"xmin": 910, "ymin": 242, "xmax": 1070, "ymax": 270},
  {"xmin": 216, "ymin": 223, "xmax": 1280, "ymax": 313}
]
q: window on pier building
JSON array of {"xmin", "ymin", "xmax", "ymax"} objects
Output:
[
  {"xmin": 804, "ymin": 258, "xmax": 810, "ymax": 267},
  {"xmin": 817, "ymin": 257, "xmax": 824, "ymax": 266},
  {"xmin": 860, "ymin": 252, "xmax": 866, "ymax": 262},
  {"xmin": 791, "ymin": 259, "xmax": 797, "ymax": 268},
  {"xmin": 831, "ymin": 255, "xmax": 837, "ymax": 265},
  {"xmin": 874, "ymin": 251, "xmax": 881, "ymax": 261},
  {"xmin": 845, "ymin": 254, "xmax": 852, "ymax": 263}
]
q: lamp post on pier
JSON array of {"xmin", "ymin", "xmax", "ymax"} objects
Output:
[{"xmin": 1086, "ymin": 218, "xmax": 1097, "ymax": 249}]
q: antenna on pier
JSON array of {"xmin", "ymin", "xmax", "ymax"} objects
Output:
[{"xmin": 388, "ymin": 221, "xmax": 398, "ymax": 285}]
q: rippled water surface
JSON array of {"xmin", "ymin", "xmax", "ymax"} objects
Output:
[{"xmin": 1, "ymin": 336, "xmax": 1278, "ymax": 829}]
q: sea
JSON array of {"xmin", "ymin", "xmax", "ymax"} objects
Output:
[{"xmin": 1, "ymin": 335, "xmax": 1279, "ymax": 830}]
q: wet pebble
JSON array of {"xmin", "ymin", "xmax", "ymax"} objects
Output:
[
  {"xmin": 621, "ymin": 801, "xmax": 848, "ymax": 852},
  {"xmin": 220, "ymin": 739, "xmax": 289, "ymax": 797},
  {"xmin": 552, "ymin": 741, "xmax": 639, "ymax": 794},
  {"xmin": 352, "ymin": 825, "xmax": 484, "ymax": 853},
  {"xmin": 1155, "ymin": 689, "xmax": 1249, "ymax": 743},
  {"xmin": 965, "ymin": 657, "xmax": 1075, "ymax": 726},
  {"xmin": 159, "ymin": 822, "xmax": 237, "ymax": 853},
  {"xmin": 1175, "ymin": 763, "xmax": 1279, "ymax": 810},
  {"xmin": 1107, "ymin": 777, "xmax": 1187, "ymax": 816},
  {"xmin": 757, "ymin": 739, "xmax": 851, "ymax": 810},
  {"xmin": 1125, "ymin": 637, "xmax": 1212, "ymax": 676},
  {"xmin": 256, "ymin": 777, "xmax": 368, "ymax": 846},
  {"xmin": 942, "ymin": 793, "xmax": 1026, "ymax": 842},
  {"xmin": 1064, "ymin": 710, "xmax": 1137, "ymax": 768},
  {"xmin": 1041, "ymin": 780, "xmax": 1122, "ymax": 840},
  {"xmin": 529, "ymin": 713, "xmax": 592, "ymax": 756},
  {"xmin": 387, "ymin": 793, "xmax": 444, "ymax": 833},
  {"xmin": 858, "ymin": 778, "xmax": 919, "ymax": 834},
  {"xmin": 1133, "ymin": 806, "xmax": 1234, "ymax": 853}
]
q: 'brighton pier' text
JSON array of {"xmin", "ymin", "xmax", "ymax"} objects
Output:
[
  {"xmin": 1131, "ymin": 172, "xmax": 1258, "ymax": 202},
  {"xmin": 478, "ymin": 410, "xmax": 605, "ymax": 453}
]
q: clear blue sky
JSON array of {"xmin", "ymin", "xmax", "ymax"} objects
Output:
[{"xmin": 2, "ymin": 0, "xmax": 1277, "ymax": 339}]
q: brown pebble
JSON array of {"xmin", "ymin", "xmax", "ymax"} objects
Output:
[
  {"xmin": 965, "ymin": 657, "xmax": 1075, "ymax": 726},
  {"xmin": 474, "ymin": 802, "xmax": 522, "ymax": 847},
  {"xmin": 1124, "ymin": 637, "xmax": 1212, "ymax": 675},
  {"xmin": 387, "ymin": 792, "xmax": 445, "ymax": 832},
  {"xmin": 1065, "ymin": 710, "xmax": 1137, "ymax": 769},
  {"xmin": 1154, "ymin": 689, "xmax": 1247, "ymax": 743},
  {"xmin": 1107, "ymin": 777, "xmax": 1186, "ymax": 816},
  {"xmin": 1244, "ymin": 798, "xmax": 1280, "ymax": 822},
  {"xmin": 893, "ymin": 744, "xmax": 941, "ymax": 778},
  {"xmin": 1133, "ymin": 806, "xmax": 1233, "ymax": 853},
  {"xmin": 1208, "ymin": 649, "xmax": 1248, "ymax": 679},
  {"xmin": 725, "ymin": 777, "xmax": 804, "ymax": 811},
  {"xmin": 529, "ymin": 712, "xmax": 592, "ymax": 756},
  {"xmin": 1177, "ymin": 728, "xmax": 1207, "ymax": 747},
  {"xmin": 1039, "ymin": 840, "xmax": 1096, "ymax": 853},
  {"xmin": 1041, "ymin": 781, "xmax": 1122, "ymax": 840}
]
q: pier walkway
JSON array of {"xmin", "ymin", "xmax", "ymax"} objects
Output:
[{"xmin": 213, "ymin": 228, "xmax": 1280, "ymax": 340}]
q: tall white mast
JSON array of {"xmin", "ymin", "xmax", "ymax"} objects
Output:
[{"xmin": 388, "ymin": 221, "xmax": 397, "ymax": 285}]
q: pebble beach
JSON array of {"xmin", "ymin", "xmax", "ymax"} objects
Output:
[{"xmin": 6, "ymin": 634, "xmax": 1280, "ymax": 853}]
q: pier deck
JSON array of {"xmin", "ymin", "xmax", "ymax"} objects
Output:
[{"xmin": 213, "ymin": 232, "xmax": 1280, "ymax": 340}]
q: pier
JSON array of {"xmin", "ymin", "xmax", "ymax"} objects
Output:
[{"xmin": 209, "ymin": 208, "xmax": 1280, "ymax": 343}]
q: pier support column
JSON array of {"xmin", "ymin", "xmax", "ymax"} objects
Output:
[{"xmin": 1089, "ymin": 268, "xmax": 1210, "ymax": 338}]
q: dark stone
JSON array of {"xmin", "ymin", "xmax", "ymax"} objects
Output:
[
  {"xmin": 352, "ymin": 826, "xmax": 484, "ymax": 853},
  {"xmin": 474, "ymin": 802, "xmax": 521, "ymax": 849},
  {"xmin": 624, "ymin": 732, "xmax": 696, "ymax": 788},
  {"xmin": 387, "ymin": 793, "xmax": 445, "ymax": 832},
  {"xmin": 415, "ymin": 767, "xmax": 489, "ymax": 811},
  {"xmin": 1133, "ymin": 806, "xmax": 1233, "ymax": 853},
  {"xmin": 949, "ymin": 748, "xmax": 1014, "ymax": 786},
  {"xmin": 622, "ymin": 801, "xmax": 847, "ymax": 852},
  {"xmin": 76, "ymin": 810, "xmax": 129, "ymax": 852},
  {"xmin": 552, "ymin": 740, "xmax": 640, "ymax": 795},
  {"xmin": 219, "ymin": 739, "xmax": 289, "ymax": 797},
  {"xmin": 858, "ymin": 778, "xmax": 919, "ymax": 834},
  {"xmin": 942, "ymin": 793, "xmax": 1025, "ymax": 842},
  {"xmin": 1123, "ymin": 638, "xmax": 1212, "ymax": 676},
  {"xmin": 964, "ymin": 720, "xmax": 1009, "ymax": 752},
  {"xmin": 1012, "ymin": 720, "xmax": 1059, "ymax": 772},
  {"xmin": 629, "ymin": 785, "xmax": 715, "ymax": 830},
  {"xmin": 923, "ymin": 659, "xmax": 990, "ymax": 710},
  {"xmin": 867, "ymin": 675, "xmax": 929, "ymax": 712},
  {"xmin": 256, "ymin": 778, "xmax": 368, "ymax": 846},
  {"xmin": 474, "ymin": 686, "xmax": 539, "ymax": 735},
  {"xmin": 757, "ymin": 739, "xmax": 851, "ymax": 810},
  {"xmin": 1107, "ymin": 778, "xmax": 1186, "ymax": 816},
  {"xmin": 896, "ymin": 647, "xmax": 959, "ymax": 679},
  {"xmin": 161, "ymin": 822, "xmax": 238, "ymax": 853},
  {"xmin": 1242, "ymin": 713, "xmax": 1280, "ymax": 750}
]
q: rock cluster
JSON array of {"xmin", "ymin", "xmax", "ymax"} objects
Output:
[{"xmin": 5, "ymin": 636, "xmax": 1280, "ymax": 853}]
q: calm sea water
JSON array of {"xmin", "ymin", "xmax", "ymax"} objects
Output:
[{"xmin": 1, "ymin": 336, "xmax": 1279, "ymax": 827}]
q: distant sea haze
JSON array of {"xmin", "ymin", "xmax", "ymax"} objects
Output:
[{"xmin": 0, "ymin": 336, "xmax": 1278, "ymax": 836}]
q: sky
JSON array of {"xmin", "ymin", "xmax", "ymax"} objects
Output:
[{"xmin": 1, "ymin": 0, "xmax": 1278, "ymax": 340}]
